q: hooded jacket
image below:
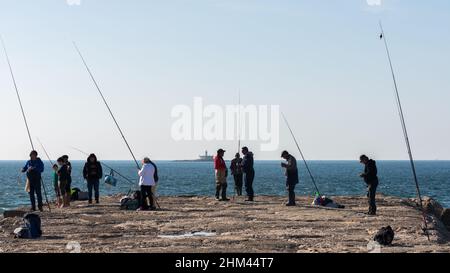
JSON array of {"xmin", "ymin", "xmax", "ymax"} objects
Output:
[{"xmin": 83, "ymin": 155, "xmax": 103, "ymax": 181}]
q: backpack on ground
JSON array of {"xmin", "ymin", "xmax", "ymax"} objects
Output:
[
  {"xmin": 373, "ymin": 226, "xmax": 394, "ymax": 246},
  {"xmin": 120, "ymin": 190, "xmax": 141, "ymax": 210},
  {"xmin": 14, "ymin": 213, "xmax": 42, "ymax": 239},
  {"xmin": 70, "ymin": 188, "xmax": 81, "ymax": 201}
]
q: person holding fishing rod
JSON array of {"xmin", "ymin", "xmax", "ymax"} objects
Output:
[
  {"xmin": 281, "ymin": 151, "xmax": 299, "ymax": 206},
  {"xmin": 137, "ymin": 157, "xmax": 157, "ymax": 211},
  {"xmin": 21, "ymin": 151, "xmax": 45, "ymax": 212},
  {"xmin": 83, "ymin": 154, "xmax": 103, "ymax": 204}
]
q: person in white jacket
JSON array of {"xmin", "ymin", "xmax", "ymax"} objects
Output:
[{"xmin": 137, "ymin": 157, "xmax": 156, "ymax": 210}]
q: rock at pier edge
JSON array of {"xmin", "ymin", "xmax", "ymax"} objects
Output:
[{"xmin": 0, "ymin": 195, "xmax": 449, "ymax": 253}]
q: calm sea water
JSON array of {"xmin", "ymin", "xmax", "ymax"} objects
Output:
[{"xmin": 1, "ymin": 160, "xmax": 449, "ymax": 212}]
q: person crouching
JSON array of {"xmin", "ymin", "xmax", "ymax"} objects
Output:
[{"xmin": 137, "ymin": 157, "xmax": 156, "ymax": 211}]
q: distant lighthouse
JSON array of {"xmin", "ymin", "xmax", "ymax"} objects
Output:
[{"xmin": 198, "ymin": 150, "xmax": 213, "ymax": 161}]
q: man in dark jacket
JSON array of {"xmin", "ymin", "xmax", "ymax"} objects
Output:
[
  {"xmin": 359, "ymin": 155, "xmax": 379, "ymax": 215},
  {"xmin": 241, "ymin": 147, "xmax": 255, "ymax": 201},
  {"xmin": 230, "ymin": 153, "xmax": 243, "ymax": 196},
  {"xmin": 22, "ymin": 150, "xmax": 44, "ymax": 211},
  {"xmin": 281, "ymin": 151, "xmax": 299, "ymax": 206},
  {"xmin": 83, "ymin": 154, "xmax": 103, "ymax": 204}
]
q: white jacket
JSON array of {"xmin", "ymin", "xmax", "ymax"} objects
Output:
[{"xmin": 138, "ymin": 163, "xmax": 156, "ymax": 186}]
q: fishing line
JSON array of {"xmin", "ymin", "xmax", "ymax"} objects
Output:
[
  {"xmin": 281, "ymin": 112, "xmax": 321, "ymax": 196},
  {"xmin": 379, "ymin": 21, "xmax": 429, "ymax": 240},
  {"xmin": 70, "ymin": 147, "xmax": 136, "ymax": 186}
]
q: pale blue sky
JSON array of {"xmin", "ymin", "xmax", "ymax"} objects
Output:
[{"xmin": 1, "ymin": 0, "xmax": 449, "ymax": 160}]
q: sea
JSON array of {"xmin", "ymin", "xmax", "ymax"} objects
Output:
[{"xmin": 1, "ymin": 160, "xmax": 449, "ymax": 212}]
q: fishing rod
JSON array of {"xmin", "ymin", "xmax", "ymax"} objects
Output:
[
  {"xmin": 1, "ymin": 35, "xmax": 51, "ymax": 212},
  {"xmin": 281, "ymin": 112, "xmax": 321, "ymax": 196},
  {"xmin": 73, "ymin": 42, "xmax": 141, "ymax": 170},
  {"xmin": 37, "ymin": 138, "xmax": 54, "ymax": 166},
  {"xmin": 70, "ymin": 146, "xmax": 136, "ymax": 186},
  {"xmin": 238, "ymin": 90, "xmax": 241, "ymax": 154},
  {"xmin": 379, "ymin": 21, "xmax": 429, "ymax": 240},
  {"xmin": 1, "ymin": 36, "xmax": 34, "ymax": 150},
  {"xmin": 73, "ymin": 42, "xmax": 161, "ymax": 209}
]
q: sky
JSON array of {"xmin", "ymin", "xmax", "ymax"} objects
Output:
[{"xmin": 0, "ymin": 0, "xmax": 450, "ymax": 161}]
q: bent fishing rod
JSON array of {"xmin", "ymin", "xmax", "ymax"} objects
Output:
[
  {"xmin": 70, "ymin": 146, "xmax": 136, "ymax": 186},
  {"xmin": 1, "ymin": 36, "xmax": 51, "ymax": 212},
  {"xmin": 379, "ymin": 21, "xmax": 429, "ymax": 240},
  {"xmin": 281, "ymin": 112, "xmax": 321, "ymax": 196},
  {"xmin": 72, "ymin": 46, "xmax": 161, "ymax": 209},
  {"xmin": 73, "ymin": 42, "xmax": 141, "ymax": 170}
]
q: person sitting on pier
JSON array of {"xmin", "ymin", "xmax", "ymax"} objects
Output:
[
  {"xmin": 359, "ymin": 155, "xmax": 379, "ymax": 216},
  {"xmin": 214, "ymin": 149, "xmax": 229, "ymax": 201},
  {"xmin": 21, "ymin": 150, "xmax": 44, "ymax": 212}
]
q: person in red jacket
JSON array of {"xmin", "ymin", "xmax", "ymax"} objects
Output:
[{"xmin": 214, "ymin": 149, "xmax": 229, "ymax": 201}]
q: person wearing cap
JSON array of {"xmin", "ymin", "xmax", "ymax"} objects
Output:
[
  {"xmin": 230, "ymin": 153, "xmax": 243, "ymax": 196},
  {"xmin": 22, "ymin": 150, "xmax": 45, "ymax": 211},
  {"xmin": 359, "ymin": 155, "xmax": 379, "ymax": 215},
  {"xmin": 214, "ymin": 149, "xmax": 229, "ymax": 201},
  {"xmin": 281, "ymin": 151, "xmax": 299, "ymax": 206},
  {"xmin": 241, "ymin": 147, "xmax": 255, "ymax": 201},
  {"xmin": 138, "ymin": 157, "xmax": 156, "ymax": 210}
]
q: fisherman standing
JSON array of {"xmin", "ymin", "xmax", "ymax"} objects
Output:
[
  {"xmin": 241, "ymin": 147, "xmax": 255, "ymax": 202},
  {"xmin": 281, "ymin": 151, "xmax": 299, "ymax": 206},
  {"xmin": 21, "ymin": 151, "xmax": 44, "ymax": 212},
  {"xmin": 83, "ymin": 154, "xmax": 103, "ymax": 204},
  {"xmin": 359, "ymin": 155, "xmax": 379, "ymax": 216},
  {"xmin": 138, "ymin": 157, "xmax": 156, "ymax": 211},
  {"xmin": 214, "ymin": 149, "xmax": 229, "ymax": 201},
  {"xmin": 230, "ymin": 153, "xmax": 243, "ymax": 196},
  {"xmin": 62, "ymin": 155, "xmax": 72, "ymax": 198}
]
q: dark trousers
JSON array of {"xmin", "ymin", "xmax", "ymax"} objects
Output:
[
  {"xmin": 29, "ymin": 178, "xmax": 43, "ymax": 211},
  {"xmin": 287, "ymin": 183, "xmax": 296, "ymax": 205},
  {"xmin": 367, "ymin": 182, "xmax": 378, "ymax": 214},
  {"xmin": 244, "ymin": 170, "xmax": 255, "ymax": 198},
  {"xmin": 140, "ymin": 185, "xmax": 154, "ymax": 210},
  {"xmin": 87, "ymin": 179, "xmax": 100, "ymax": 202},
  {"xmin": 215, "ymin": 183, "xmax": 228, "ymax": 199},
  {"xmin": 233, "ymin": 173, "xmax": 243, "ymax": 196}
]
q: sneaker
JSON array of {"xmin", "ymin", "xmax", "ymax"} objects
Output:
[
  {"xmin": 285, "ymin": 203, "xmax": 296, "ymax": 207},
  {"xmin": 95, "ymin": 200, "xmax": 100, "ymax": 204},
  {"xmin": 88, "ymin": 200, "xmax": 92, "ymax": 204},
  {"xmin": 221, "ymin": 198, "xmax": 230, "ymax": 202},
  {"xmin": 38, "ymin": 207, "xmax": 44, "ymax": 212}
]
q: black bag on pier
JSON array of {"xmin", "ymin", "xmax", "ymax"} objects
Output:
[{"xmin": 374, "ymin": 226, "xmax": 394, "ymax": 246}]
